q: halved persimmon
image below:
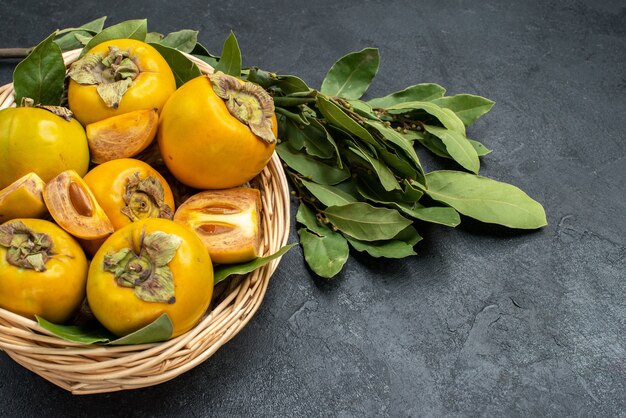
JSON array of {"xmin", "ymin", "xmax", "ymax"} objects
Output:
[
  {"xmin": 0, "ymin": 173, "xmax": 47, "ymax": 222},
  {"xmin": 174, "ymin": 188, "xmax": 262, "ymax": 264},
  {"xmin": 43, "ymin": 170, "xmax": 114, "ymax": 240},
  {"xmin": 86, "ymin": 108, "xmax": 158, "ymax": 164}
]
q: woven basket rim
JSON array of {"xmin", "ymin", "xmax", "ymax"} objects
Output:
[{"xmin": 0, "ymin": 49, "xmax": 291, "ymax": 394}]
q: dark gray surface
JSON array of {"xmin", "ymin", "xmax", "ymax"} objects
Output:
[{"xmin": 0, "ymin": 0, "xmax": 624, "ymax": 416}]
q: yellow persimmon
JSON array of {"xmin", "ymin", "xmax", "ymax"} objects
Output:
[
  {"xmin": 157, "ymin": 73, "xmax": 277, "ymax": 189},
  {"xmin": 68, "ymin": 39, "xmax": 176, "ymax": 126}
]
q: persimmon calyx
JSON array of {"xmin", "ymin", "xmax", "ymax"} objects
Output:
[
  {"xmin": 68, "ymin": 46, "xmax": 140, "ymax": 109},
  {"xmin": 0, "ymin": 220, "xmax": 52, "ymax": 272},
  {"xmin": 121, "ymin": 173, "xmax": 173, "ymax": 222},
  {"xmin": 209, "ymin": 71, "xmax": 276, "ymax": 144},
  {"xmin": 103, "ymin": 230, "xmax": 181, "ymax": 304}
]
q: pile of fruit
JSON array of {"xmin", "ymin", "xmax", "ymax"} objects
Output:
[
  {"xmin": 0, "ymin": 37, "xmax": 281, "ymax": 343},
  {"xmin": 0, "ymin": 17, "xmax": 548, "ymax": 344}
]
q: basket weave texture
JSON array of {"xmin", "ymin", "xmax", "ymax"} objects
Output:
[{"xmin": 0, "ymin": 50, "xmax": 291, "ymax": 394}]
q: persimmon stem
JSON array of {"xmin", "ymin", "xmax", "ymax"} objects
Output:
[{"xmin": 0, "ymin": 48, "xmax": 32, "ymax": 59}]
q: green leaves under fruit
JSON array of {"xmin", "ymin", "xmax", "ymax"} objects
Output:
[
  {"xmin": 320, "ymin": 48, "xmax": 379, "ymax": 100},
  {"xmin": 213, "ymin": 244, "xmax": 297, "ymax": 284},
  {"xmin": 150, "ymin": 43, "xmax": 201, "ymax": 88},
  {"xmin": 81, "ymin": 19, "xmax": 147, "ymax": 54},
  {"xmin": 425, "ymin": 171, "xmax": 547, "ymax": 229},
  {"xmin": 215, "ymin": 31, "xmax": 242, "ymax": 77},
  {"xmin": 156, "ymin": 29, "xmax": 199, "ymax": 53},
  {"xmin": 37, "ymin": 313, "xmax": 173, "ymax": 345},
  {"xmin": 13, "ymin": 32, "xmax": 65, "ymax": 105},
  {"xmin": 54, "ymin": 16, "xmax": 107, "ymax": 51}
]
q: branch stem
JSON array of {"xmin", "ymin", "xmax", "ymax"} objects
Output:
[{"xmin": 0, "ymin": 48, "xmax": 32, "ymax": 59}]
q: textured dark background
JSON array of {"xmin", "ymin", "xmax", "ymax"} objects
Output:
[{"xmin": 0, "ymin": 0, "xmax": 624, "ymax": 416}]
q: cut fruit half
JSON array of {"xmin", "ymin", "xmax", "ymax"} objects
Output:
[
  {"xmin": 0, "ymin": 173, "xmax": 47, "ymax": 222},
  {"xmin": 43, "ymin": 170, "xmax": 114, "ymax": 240},
  {"xmin": 174, "ymin": 188, "xmax": 262, "ymax": 264},
  {"xmin": 86, "ymin": 108, "xmax": 158, "ymax": 164}
]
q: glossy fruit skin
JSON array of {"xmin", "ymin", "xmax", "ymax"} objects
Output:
[
  {"xmin": 83, "ymin": 158, "xmax": 175, "ymax": 230},
  {"xmin": 0, "ymin": 218, "xmax": 88, "ymax": 323},
  {"xmin": 68, "ymin": 39, "xmax": 176, "ymax": 126},
  {"xmin": 0, "ymin": 107, "xmax": 89, "ymax": 189},
  {"xmin": 87, "ymin": 218, "xmax": 213, "ymax": 338},
  {"xmin": 157, "ymin": 75, "xmax": 277, "ymax": 189}
]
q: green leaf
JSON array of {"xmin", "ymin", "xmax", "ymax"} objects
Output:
[
  {"xmin": 276, "ymin": 75, "xmax": 311, "ymax": 94},
  {"xmin": 320, "ymin": 48, "xmax": 379, "ymax": 100},
  {"xmin": 401, "ymin": 205, "xmax": 461, "ymax": 227},
  {"xmin": 150, "ymin": 43, "xmax": 202, "ymax": 88},
  {"xmin": 213, "ymin": 244, "xmax": 297, "ymax": 284},
  {"xmin": 375, "ymin": 145, "xmax": 422, "ymax": 182},
  {"xmin": 285, "ymin": 118, "xmax": 336, "ymax": 160},
  {"xmin": 424, "ymin": 125, "xmax": 480, "ymax": 174},
  {"xmin": 410, "ymin": 132, "xmax": 450, "ymax": 158},
  {"xmin": 277, "ymin": 143, "xmax": 350, "ymax": 185},
  {"xmin": 469, "ymin": 139, "xmax": 492, "ymax": 156},
  {"xmin": 425, "ymin": 171, "xmax": 547, "ymax": 229},
  {"xmin": 193, "ymin": 54, "xmax": 219, "ymax": 68},
  {"xmin": 275, "ymin": 107, "xmax": 310, "ymax": 126},
  {"xmin": 190, "ymin": 42, "xmax": 213, "ymax": 56},
  {"xmin": 324, "ymin": 202, "xmax": 411, "ymax": 241},
  {"xmin": 347, "ymin": 100, "xmax": 379, "ymax": 120},
  {"xmin": 82, "ymin": 19, "xmax": 147, "ymax": 53},
  {"xmin": 367, "ymin": 83, "xmax": 446, "ymax": 108},
  {"xmin": 387, "ymin": 101, "xmax": 466, "ymax": 134},
  {"xmin": 158, "ymin": 29, "xmax": 198, "ymax": 53},
  {"xmin": 432, "ymin": 94, "xmax": 495, "ymax": 126},
  {"xmin": 54, "ymin": 17, "xmax": 106, "ymax": 51},
  {"xmin": 365, "ymin": 120, "xmax": 425, "ymax": 184},
  {"xmin": 144, "ymin": 32, "xmax": 164, "ymax": 43},
  {"xmin": 298, "ymin": 228, "xmax": 349, "ymax": 278},
  {"xmin": 37, "ymin": 316, "xmax": 113, "ymax": 345},
  {"xmin": 36, "ymin": 313, "xmax": 173, "ymax": 345},
  {"xmin": 296, "ymin": 203, "xmax": 328, "ymax": 236},
  {"xmin": 215, "ymin": 31, "xmax": 242, "ymax": 77},
  {"xmin": 13, "ymin": 32, "xmax": 65, "ymax": 105},
  {"xmin": 347, "ymin": 145, "xmax": 401, "ymax": 191},
  {"xmin": 356, "ymin": 176, "xmax": 421, "ymax": 205},
  {"xmin": 345, "ymin": 236, "xmax": 417, "ymax": 258},
  {"xmin": 357, "ymin": 180, "xmax": 460, "ymax": 227},
  {"xmin": 300, "ymin": 179, "xmax": 357, "ymax": 207},
  {"xmin": 316, "ymin": 95, "xmax": 377, "ymax": 146},
  {"xmin": 393, "ymin": 225, "xmax": 423, "ymax": 246},
  {"xmin": 109, "ymin": 313, "xmax": 173, "ymax": 345}
]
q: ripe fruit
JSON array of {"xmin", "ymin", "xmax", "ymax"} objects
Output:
[
  {"xmin": 0, "ymin": 218, "xmax": 88, "ymax": 323},
  {"xmin": 87, "ymin": 218, "xmax": 213, "ymax": 338},
  {"xmin": 158, "ymin": 73, "xmax": 277, "ymax": 189},
  {"xmin": 68, "ymin": 39, "xmax": 176, "ymax": 126},
  {"xmin": 0, "ymin": 106, "xmax": 89, "ymax": 189}
]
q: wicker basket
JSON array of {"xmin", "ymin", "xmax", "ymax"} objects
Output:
[{"xmin": 0, "ymin": 50, "xmax": 291, "ymax": 394}]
